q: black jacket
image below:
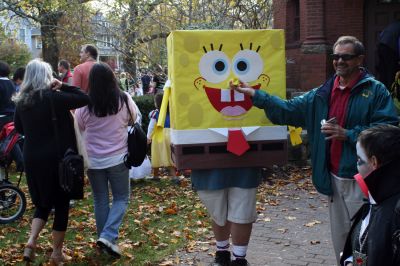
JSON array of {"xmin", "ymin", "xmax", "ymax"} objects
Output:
[
  {"xmin": 14, "ymin": 84, "xmax": 89, "ymax": 208},
  {"xmin": 0, "ymin": 78, "xmax": 16, "ymax": 127},
  {"xmin": 340, "ymin": 158, "xmax": 400, "ymax": 266}
]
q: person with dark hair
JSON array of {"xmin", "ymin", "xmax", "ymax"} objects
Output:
[
  {"xmin": 341, "ymin": 125, "xmax": 400, "ymax": 266},
  {"xmin": 152, "ymin": 73, "xmax": 163, "ymax": 93},
  {"xmin": 14, "ymin": 59, "xmax": 89, "ymax": 264},
  {"xmin": 72, "ymin": 44, "xmax": 98, "ymax": 92},
  {"xmin": 75, "ymin": 62, "xmax": 139, "ymax": 258},
  {"xmin": 0, "ymin": 61, "xmax": 24, "ymax": 172},
  {"xmin": 375, "ymin": 21, "xmax": 400, "ymax": 90},
  {"xmin": 0, "ymin": 61, "xmax": 15, "ymax": 127},
  {"xmin": 232, "ymin": 36, "xmax": 399, "ymax": 263},
  {"xmin": 58, "ymin": 60, "xmax": 72, "ymax": 85},
  {"xmin": 12, "ymin": 67, "xmax": 25, "ymax": 92},
  {"xmin": 141, "ymin": 71, "xmax": 151, "ymax": 94}
]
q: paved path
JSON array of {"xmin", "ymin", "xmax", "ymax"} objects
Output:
[{"xmin": 172, "ymin": 174, "xmax": 337, "ymax": 266}]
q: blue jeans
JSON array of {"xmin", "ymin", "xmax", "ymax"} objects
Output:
[{"xmin": 88, "ymin": 163, "xmax": 130, "ymax": 243}]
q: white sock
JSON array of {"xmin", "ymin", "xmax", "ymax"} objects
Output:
[
  {"xmin": 216, "ymin": 239, "xmax": 230, "ymax": 251},
  {"xmin": 232, "ymin": 244, "xmax": 247, "ymax": 259}
]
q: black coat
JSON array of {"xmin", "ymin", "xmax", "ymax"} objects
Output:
[
  {"xmin": 0, "ymin": 79, "xmax": 16, "ymax": 127},
  {"xmin": 340, "ymin": 158, "xmax": 400, "ymax": 266},
  {"xmin": 14, "ymin": 84, "xmax": 89, "ymax": 208}
]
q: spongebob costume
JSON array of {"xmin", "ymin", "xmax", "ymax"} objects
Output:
[{"xmin": 155, "ymin": 29, "xmax": 289, "ymax": 169}]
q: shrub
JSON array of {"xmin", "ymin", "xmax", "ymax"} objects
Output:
[
  {"xmin": 0, "ymin": 39, "xmax": 31, "ymax": 73},
  {"xmin": 133, "ymin": 94, "xmax": 155, "ymax": 133}
]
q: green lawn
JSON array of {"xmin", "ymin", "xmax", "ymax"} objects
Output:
[{"xmin": 0, "ymin": 172, "xmax": 210, "ymax": 265}]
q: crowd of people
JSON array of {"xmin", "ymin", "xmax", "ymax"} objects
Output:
[{"xmin": 0, "ymin": 33, "xmax": 399, "ymax": 266}]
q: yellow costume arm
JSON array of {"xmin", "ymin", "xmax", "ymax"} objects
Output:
[
  {"xmin": 157, "ymin": 86, "xmax": 170, "ymax": 128},
  {"xmin": 288, "ymin": 126, "xmax": 302, "ymax": 146}
]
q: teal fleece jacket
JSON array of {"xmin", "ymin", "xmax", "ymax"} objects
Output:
[{"xmin": 252, "ymin": 72, "xmax": 399, "ymax": 195}]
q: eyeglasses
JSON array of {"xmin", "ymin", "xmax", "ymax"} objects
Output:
[
  {"xmin": 357, "ymin": 157, "xmax": 367, "ymax": 166},
  {"xmin": 331, "ymin": 54, "xmax": 359, "ymax": 61}
]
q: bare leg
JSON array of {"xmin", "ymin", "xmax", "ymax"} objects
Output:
[
  {"xmin": 168, "ymin": 167, "xmax": 176, "ymax": 177},
  {"xmin": 153, "ymin": 167, "xmax": 160, "ymax": 177},
  {"xmin": 230, "ymin": 223, "xmax": 252, "ymax": 245},
  {"xmin": 212, "ymin": 220, "xmax": 231, "ymax": 241},
  {"xmin": 26, "ymin": 218, "xmax": 46, "ymax": 248},
  {"xmin": 51, "ymin": 230, "xmax": 65, "ymax": 258}
]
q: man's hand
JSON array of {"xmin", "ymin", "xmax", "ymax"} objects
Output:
[
  {"xmin": 321, "ymin": 123, "xmax": 348, "ymax": 140},
  {"xmin": 147, "ymin": 138, "xmax": 152, "ymax": 144},
  {"xmin": 51, "ymin": 79, "xmax": 62, "ymax": 91},
  {"xmin": 229, "ymin": 80, "xmax": 256, "ymax": 97}
]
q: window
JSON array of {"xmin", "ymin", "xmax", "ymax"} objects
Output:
[
  {"xmin": 102, "ymin": 35, "xmax": 113, "ymax": 47},
  {"xmin": 35, "ymin": 37, "xmax": 42, "ymax": 49},
  {"xmin": 19, "ymin": 29, "xmax": 25, "ymax": 42}
]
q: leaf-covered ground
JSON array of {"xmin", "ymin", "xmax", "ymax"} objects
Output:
[{"xmin": 0, "ymin": 165, "xmax": 312, "ymax": 265}]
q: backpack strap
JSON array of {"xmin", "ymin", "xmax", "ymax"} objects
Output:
[{"xmin": 122, "ymin": 93, "xmax": 134, "ymax": 125}]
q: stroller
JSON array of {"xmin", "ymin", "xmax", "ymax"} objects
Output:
[{"xmin": 0, "ymin": 121, "xmax": 26, "ymax": 224}]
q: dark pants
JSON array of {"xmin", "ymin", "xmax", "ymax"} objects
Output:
[{"xmin": 33, "ymin": 195, "xmax": 70, "ymax": 231}]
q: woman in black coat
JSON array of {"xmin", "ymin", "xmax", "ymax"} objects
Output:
[{"xmin": 14, "ymin": 59, "xmax": 89, "ymax": 264}]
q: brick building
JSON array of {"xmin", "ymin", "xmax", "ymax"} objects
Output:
[{"xmin": 274, "ymin": 0, "xmax": 400, "ymax": 92}]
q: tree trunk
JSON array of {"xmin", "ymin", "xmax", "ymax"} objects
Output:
[
  {"xmin": 122, "ymin": 0, "xmax": 138, "ymax": 80},
  {"xmin": 40, "ymin": 13, "xmax": 61, "ymax": 72}
]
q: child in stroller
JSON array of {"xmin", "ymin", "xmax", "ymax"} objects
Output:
[{"xmin": 0, "ymin": 121, "xmax": 26, "ymax": 223}]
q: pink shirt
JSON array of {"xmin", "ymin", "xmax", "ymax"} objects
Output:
[
  {"xmin": 75, "ymin": 92, "xmax": 138, "ymax": 160},
  {"xmin": 72, "ymin": 60, "xmax": 96, "ymax": 92}
]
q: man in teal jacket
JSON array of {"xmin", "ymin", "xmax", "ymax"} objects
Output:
[{"xmin": 232, "ymin": 36, "xmax": 399, "ymax": 263}]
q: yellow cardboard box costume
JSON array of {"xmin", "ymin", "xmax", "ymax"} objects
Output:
[{"xmin": 157, "ymin": 30, "xmax": 289, "ymax": 169}]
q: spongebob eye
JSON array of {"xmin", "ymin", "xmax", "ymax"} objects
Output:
[
  {"xmin": 199, "ymin": 51, "xmax": 231, "ymax": 83},
  {"xmin": 232, "ymin": 50, "xmax": 263, "ymax": 82}
]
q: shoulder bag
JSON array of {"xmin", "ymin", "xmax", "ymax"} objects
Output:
[
  {"xmin": 122, "ymin": 94, "xmax": 147, "ymax": 168},
  {"xmin": 50, "ymin": 92, "xmax": 84, "ymax": 199}
]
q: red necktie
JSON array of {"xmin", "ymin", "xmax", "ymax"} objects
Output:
[{"xmin": 227, "ymin": 129, "xmax": 250, "ymax": 156}]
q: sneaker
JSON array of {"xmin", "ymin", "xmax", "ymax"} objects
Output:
[
  {"xmin": 209, "ymin": 250, "xmax": 231, "ymax": 266},
  {"xmin": 230, "ymin": 258, "xmax": 250, "ymax": 266},
  {"xmin": 97, "ymin": 238, "xmax": 121, "ymax": 258}
]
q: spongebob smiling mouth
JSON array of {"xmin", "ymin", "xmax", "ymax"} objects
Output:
[
  {"xmin": 194, "ymin": 43, "xmax": 270, "ymax": 117},
  {"xmin": 203, "ymin": 83, "xmax": 261, "ymax": 116}
]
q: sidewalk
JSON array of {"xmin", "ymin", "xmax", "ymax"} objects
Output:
[{"xmin": 171, "ymin": 171, "xmax": 337, "ymax": 266}]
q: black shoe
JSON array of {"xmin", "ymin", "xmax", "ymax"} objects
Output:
[
  {"xmin": 231, "ymin": 258, "xmax": 250, "ymax": 266},
  {"xmin": 210, "ymin": 250, "xmax": 231, "ymax": 266}
]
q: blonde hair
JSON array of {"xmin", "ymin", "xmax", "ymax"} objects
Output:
[{"xmin": 14, "ymin": 59, "xmax": 53, "ymax": 107}]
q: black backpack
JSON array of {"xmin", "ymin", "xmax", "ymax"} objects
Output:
[{"xmin": 122, "ymin": 95, "xmax": 147, "ymax": 168}]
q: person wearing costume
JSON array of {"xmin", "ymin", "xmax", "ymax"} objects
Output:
[
  {"xmin": 147, "ymin": 92, "xmax": 176, "ymax": 180},
  {"xmin": 341, "ymin": 125, "xmax": 400, "ymax": 266}
]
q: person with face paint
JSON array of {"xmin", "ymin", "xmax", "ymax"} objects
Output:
[{"xmin": 340, "ymin": 125, "xmax": 400, "ymax": 266}]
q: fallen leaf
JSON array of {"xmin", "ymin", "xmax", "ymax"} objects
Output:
[
  {"xmin": 304, "ymin": 220, "xmax": 322, "ymax": 227},
  {"xmin": 310, "ymin": 240, "xmax": 321, "ymax": 245}
]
